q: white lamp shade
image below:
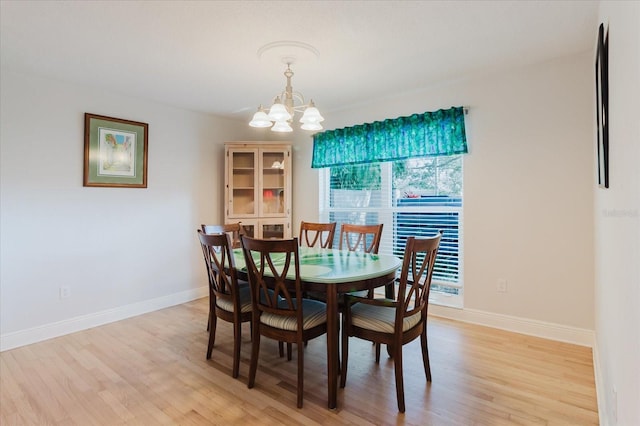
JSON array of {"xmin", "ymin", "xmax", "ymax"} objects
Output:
[
  {"xmin": 271, "ymin": 120, "xmax": 293, "ymax": 132},
  {"xmin": 300, "ymin": 106, "xmax": 324, "ymax": 124},
  {"xmin": 301, "ymin": 121, "xmax": 323, "ymax": 131},
  {"xmin": 249, "ymin": 110, "xmax": 273, "ymax": 128},
  {"xmin": 268, "ymin": 102, "xmax": 292, "ymax": 122}
]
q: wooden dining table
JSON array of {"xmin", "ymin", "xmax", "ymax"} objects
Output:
[{"xmin": 233, "ymin": 246, "xmax": 401, "ymax": 409}]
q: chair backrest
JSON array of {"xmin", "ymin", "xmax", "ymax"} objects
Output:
[
  {"xmin": 201, "ymin": 222, "xmax": 244, "ymax": 248},
  {"xmin": 241, "ymin": 236, "xmax": 302, "ymax": 322},
  {"xmin": 299, "ymin": 221, "xmax": 337, "ymax": 249},
  {"xmin": 338, "ymin": 223, "xmax": 384, "ymax": 254},
  {"xmin": 396, "ymin": 231, "xmax": 443, "ymax": 325},
  {"xmin": 197, "ymin": 229, "xmax": 241, "ymax": 304}
]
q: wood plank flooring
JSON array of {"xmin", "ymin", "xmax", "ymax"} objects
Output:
[{"xmin": 0, "ymin": 298, "xmax": 598, "ymax": 425}]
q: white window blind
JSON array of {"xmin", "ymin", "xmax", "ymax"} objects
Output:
[{"xmin": 319, "ymin": 155, "xmax": 464, "ymax": 308}]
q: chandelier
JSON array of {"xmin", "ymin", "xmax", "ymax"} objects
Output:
[{"xmin": 249, "ymin": 62, "xmax": 324, "ymax": 132}]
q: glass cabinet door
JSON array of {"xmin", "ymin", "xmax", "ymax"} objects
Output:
[
  {"xmin": 260, "ymin": 150, "xmax": 286, "ymax": 217},
  {"xmin": 260, "ymin": 220, "xmax": 287, "ymax": 239},
  {"xmin": 225, "ymin": 142, "xmax": 291, "ymax": 239},
  {"xmin": 238, "ymin": 220, "xmax": 288, "ymax": 240},
  {"xmin": 240, "ymin": 221, "xmax": 256, "ymax": 238},
  {"xmin": 228, "ymin": 150, "xmax": 257, "ymax": 217}
]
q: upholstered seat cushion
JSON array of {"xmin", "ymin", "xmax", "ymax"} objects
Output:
[
  {"xmin": 350, "ymin": 301, "xmax": 421, "ymax": 333},
  {"xmin": 260, "ymin": 299, "xmax": 327, "ymax": 331},
  {"xmin": 216, "ymin": 284, "xmax": 252, "ymax": 313}
]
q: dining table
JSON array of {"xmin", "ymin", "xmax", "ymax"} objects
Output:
[{"xmin": 232, "ymin": 245, "xmax": 402, "ymax": 409}]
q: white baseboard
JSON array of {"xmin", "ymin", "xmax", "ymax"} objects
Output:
[
  {"xmin": 592, "ymin": 337, "xmax": 607, "ymax": 426},
  {"xmin": 2, "ymin": 292, "xmax": 595, "ymax": 351},
  {"xmin": 0, "ymin": 286, "xmax": 208, "ymax": 352},
  {"xmin": 428, "ymin": 305, "xmax": 595, "ymax": 347}
]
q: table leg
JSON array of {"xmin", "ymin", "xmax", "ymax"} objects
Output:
[
  {"xmin": 385, "ymin": 278, "xmax": 395, "ymax": 299},
  {"xmin": 326, "ymin": 285, "xmax": 338, "ymax": 409}
]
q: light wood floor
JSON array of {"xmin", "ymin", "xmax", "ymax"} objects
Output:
[{"xmin": 1, "ymin": 298, "xmax": 598, "ymax": 425}]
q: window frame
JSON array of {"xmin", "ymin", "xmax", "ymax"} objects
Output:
[{"xmin": 318, "ymin": 156, "xmax": 464, "ymax": 308}]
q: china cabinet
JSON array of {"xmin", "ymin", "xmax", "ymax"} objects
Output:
[{"xmin": 224, "ymin": 142, "xmax": 292, "ymax": 239}]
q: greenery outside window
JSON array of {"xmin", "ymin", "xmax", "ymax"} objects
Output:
[{"xmin": 320, "ymin": 155, "xmax": 464, "ymax": 308}]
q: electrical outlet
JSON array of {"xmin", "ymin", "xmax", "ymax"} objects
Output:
[
  {"xmin": 497, "ymin": 279, "xmax": 508, "ymax": 293},
  {"xmin": 59, "ymin": 286, "xmax": 70, "ymax": 299}
]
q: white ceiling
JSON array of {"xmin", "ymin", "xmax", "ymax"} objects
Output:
[{"xmin": 0, "ymin": 1, "xmax": 598, "ymax": 121}]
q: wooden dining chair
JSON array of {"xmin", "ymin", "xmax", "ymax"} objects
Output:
[
  {"xmin": 201, "ymin": 222, "xmax": 247, "ymax": 332},
  {"xmin": 339, "ymin": 223, "xmax": 384, "ymax": 296},
  {"xmin": 306, "ymin": 223, "xmax": 386, "ymax": 314},
  {"xmin": 299, "ymin": 221, "xmax": 337, "ymax": 249},
  {"xmin": 240, "ymin": 235, "xmax": 328, "ymax": 408},
  {"xmin": 338, "ymin": 223, "xmax": 383, "ymax": 253},
  {"xmin": 340, "ymin": 231, "xmax": 443, "ymax": 412},
  {"xmin": 197, "ymin": 230, "xmax": 252, "ymax": 378},
  {"xmin": 201, "ymin": 222, "xmax": 245, "ymax": 249}
]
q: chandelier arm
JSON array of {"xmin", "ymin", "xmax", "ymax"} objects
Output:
[{"xmin": 250, "ymin": 62, "xmax": 323, "ymax": 132}]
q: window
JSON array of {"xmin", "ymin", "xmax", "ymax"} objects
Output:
[{"xmin": 319, "ymin": 155, "xmax": 463, "ymax": 308}]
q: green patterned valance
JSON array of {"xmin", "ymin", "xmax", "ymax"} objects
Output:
[{"xmin": 311, "ymin": 106, "xmax": 467, "ymax": 168}]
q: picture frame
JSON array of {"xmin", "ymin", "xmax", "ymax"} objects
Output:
[
  {"xmin": 595, "ymin": 23, "xmax": 609, "ymax": 189},
  {"xmin": 84, "ymin": 113, "xmax": 148, "ymax": 188}
]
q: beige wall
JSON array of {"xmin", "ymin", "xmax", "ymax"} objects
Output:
[{"xmin": 0, "ymin": 71, "xmax": 253, "ymax": 345}]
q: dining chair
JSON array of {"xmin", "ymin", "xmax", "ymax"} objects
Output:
[
  {"xmin": 299, "ymin": 221, "xmax": 337, "ymax": 249},
  {"xmin": 240, "ymin": 235, "xmax": 328, "ymax": 408},
  {"xmin": 340, "ymin": 231, "xmax": 443, "ymax": 412},
  {"xmin": 201, "ymin": 222, "xmax": 247, "ymax": 332},
  {"xmin": 197, "ymin": 229, "xmax": 251, "ymax": 378},
  {"xmin": 338, "ymin": 223, "xmax": 383, "ymax": 254},
  {"xmin": 201, "ymin": 222, "xmax": 245, "ymax": 249},
  {"xmin": 307, "ymin": 223, "xmax": 386, "ymax": 312},
  {"xmin": 297, "ymin": 221, "xmax": 336, "ymax": 350},
  {"xmin": 339, "ymin": 223, "xmax": 385, "ymax": 298}
]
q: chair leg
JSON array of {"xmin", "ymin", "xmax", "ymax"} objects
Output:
[
  {"xmin": 248, "ymin": 325, "xmax": 261, "ymax": 389},
  {"xmin": 279, "ymin": 341, "xmax": 284, "ymax": 358},
  {"xmin": 232, "ymin": 320, "xmax": 241, "ymax": 378},
  {"xmin": 375, "ymin": 342, "xmax": 381, "ymax": 363},
  {"xmin": 387, "ymin": 343, "xmax": 394, "ymax": 358},
  {"xmin": 421, "ymin": 327, "xmax": 432, "ymax": 382},
  {"xmin": 206, "ymin": 314, "xmax": 217, "ymax": 359},
  {"xmin": 287, "ymin": 343, "xmax": 293, "ymax": 361},
  {"xmin": 297, "ymin": 341, "xmax": 304, "ymax": 408},
  {"xmin": 336, "ymin": 316, "xmax": 342, "ymax": 375},
  {"xmin": 340, "ymin": 319, "xmax": 349, "ymax": 388},
  {"xmin": 393, "ymin": 344, "xmax": 405, "ymax": 413},
  {"xmin": 208, "ymin": 295, "xmax": 215, "ymax": 331}
]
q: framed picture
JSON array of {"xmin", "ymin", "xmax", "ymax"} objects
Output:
[
  {"xmin": 84, "ymin": 113, "xmax": 148, "ymax": 188},
  {"xmin": 595, "ymin": 23, "xmax": 609, "ymax": 189}
]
